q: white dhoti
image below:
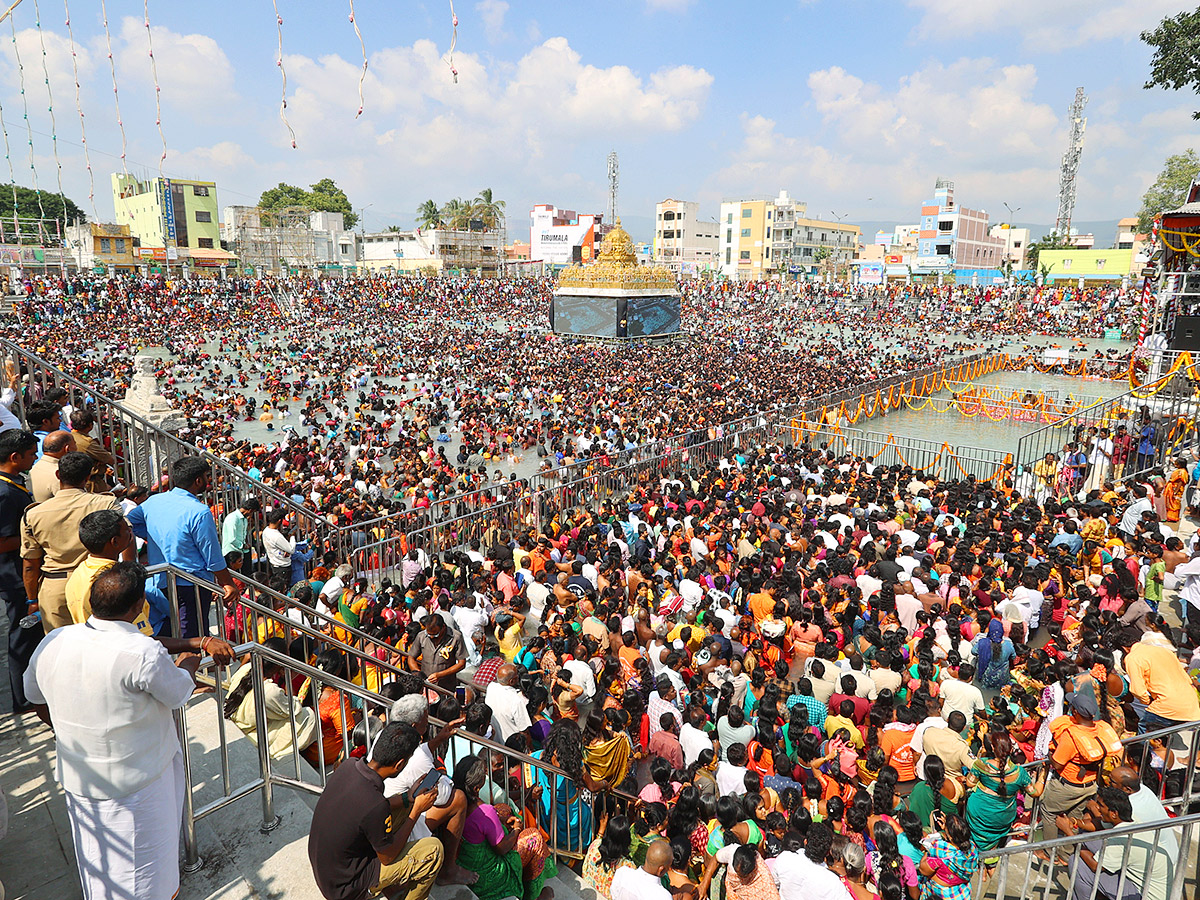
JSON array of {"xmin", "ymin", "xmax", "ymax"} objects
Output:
[{"xmin": 65, "ymin": 753, "xmax": 185, "ymax": 900}]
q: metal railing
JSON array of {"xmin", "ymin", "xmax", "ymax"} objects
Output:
[
  {"xmin": 972, "ymin": 716, "xmax": 1200, "ymax": 900},
  {"xmin": 1013, "ymin": 360, "xmax": 1200, "ymax": 486},
  {"xmin": 163, "ymin": 569, "xmax": 632, "ymax": 872},
  {"xmin": 1, "ymin": 338, "xmax": 331, "ymax": 559},
  {"xmin": 975, "ymin": 811, "xmax": 1197, "ymax": 900},
  {"xmin": 150, "ymin": 563, "xmax": 452, "ymax": 703}
]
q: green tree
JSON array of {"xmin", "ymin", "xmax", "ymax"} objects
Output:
[
  {"xmin": 257, "ymin": 179, "xmax": 358, "ymax": 229},
  {"xmin": 258, "ymin": 182, "xmax": 310, "ymax": 212},
  {"xmin": 441, "ymin": 197, "xmax": 471, "ymax": 230},
  {"xmin": 473, "ymin": 188, "xmax": 505, "ymax": 229},
  {"xmin": 1141, "ymin": 7, "xmax": 1200, "ymax": 119},
  {"xmin": 0, "ymin": 185, "xmax": 85, "ymax": 231},
  {"xmin": 1136, "ymin": 150, "xmax": 1200, "ymax": 232},
  {"xmin": 416, "ymin": 199, "xmax": 443, "ymax": 230},
  {"xmin": 308, "ymin": 178, "xmax": 357, "ymax": 229},
  {"xmin": 1025, "ymin": 230, "xmax": 1073, "ymax": 271}
]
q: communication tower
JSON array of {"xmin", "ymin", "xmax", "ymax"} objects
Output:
[
  {"xmin": 1054, "ymin": 87, "xmax": 1088, "ymax": 237},
  {"xmin": 607, "ymin": 151, "xmax": 619, "ymax": 224}
]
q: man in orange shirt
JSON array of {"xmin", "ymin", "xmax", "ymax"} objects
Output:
[{"xmin": 748, "ymin": 580, "xmax": 776, "ymax": 624}]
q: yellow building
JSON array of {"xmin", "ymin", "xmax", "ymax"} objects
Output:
[
  {"xmin": 63, "ymin": 222, "xmax": 137, "ymax": 273},
  {"xmin": 112, "ymin": 173, "xmax": 222, "ymax": 255},
  {"xmin": 719, "ymin": 189, "xmax": 860, "ymax": 280}
]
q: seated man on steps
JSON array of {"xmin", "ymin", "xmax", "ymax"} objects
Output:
[
  {"xmin": 383, "ymin": 693, "xmax": 479, "ymax": 888},
  {"xmin": 308, "ymin": 721, "xmax": 444, "ymax": 900}
]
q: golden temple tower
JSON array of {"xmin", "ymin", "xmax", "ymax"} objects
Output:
[{"xmin": 552, "ymin": 219, "xmax": 680, "ymax": 339}]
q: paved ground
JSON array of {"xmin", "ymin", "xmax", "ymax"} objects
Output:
[{"xmin": 0, "ymin": 610, "xmax": 83, "ymax": 900}]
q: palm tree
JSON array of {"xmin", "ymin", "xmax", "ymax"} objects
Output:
[
  {"xmin": 416, "ymin": 199, "xmax": 443, "ymax": 230},
  {"xmin": 385, "ymin": 225, "xmax": 403, "ymax": 233},
  {"xmin": 441, "ymin": 197, "xmax": 471, "ymax": 230},
  {"xmin": 473, "ymin": 188, "xmax": 506, "ymax": 229}
]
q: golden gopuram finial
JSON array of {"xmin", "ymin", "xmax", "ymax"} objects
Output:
[{"xmin": 556, "ymin": 217, "xmax": 676, "ymax": 291}]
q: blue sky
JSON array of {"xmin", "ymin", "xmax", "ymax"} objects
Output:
[{"xmin": 0, "ymin": 0, "xmax": 1194, "ymax": 243}]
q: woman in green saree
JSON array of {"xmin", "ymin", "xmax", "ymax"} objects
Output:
[{"xmin": 454, "ymin": 754, "xmax": 555, "ymax": 900}]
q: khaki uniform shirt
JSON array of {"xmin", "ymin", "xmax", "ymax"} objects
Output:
[
  {"xmin": 29, "ymin": 455, "xmax": 60, "ymax": 503},
  {"xmin": 72, "ymin": 432, "xmax": 115, "ymax": 494},
  {"xmin": 20, "ymin": 488, "xmax": 122, "ymax": 572}
]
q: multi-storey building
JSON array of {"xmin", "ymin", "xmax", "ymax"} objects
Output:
[
  {"xmin": 988, "ymin": 223, "xmax": 1031, "ymax": 270},
  {"xmin": 63, "ymin": 222, "xmax": 138, "ymax": 274},
  {"xmin": 718, "ymin": 190, "xmax": 860, "ymax": 280},
  {"xmin": 653, "ymin": 199, "xmax": 719, "ymax": 274},
  {"xmin": 915, "ymin": 178, "xmax": 1006, "ymax": 272},
  {"xmin": 112, "ymin": 173, "xmax": 234, "ymax": 272},
  {"xmin": 361, "ymin": 228, "xmax": 500, "ymax": 276}
]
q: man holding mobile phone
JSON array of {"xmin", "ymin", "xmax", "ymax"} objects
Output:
[{"xmin": 309, "ymin": 721, "xmax": 444, "ymax": 900}]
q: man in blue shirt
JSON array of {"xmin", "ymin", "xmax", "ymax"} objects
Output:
[
  {"xmin": 126, "ymin": 457, "xmax": 238, "ymax": 638},
  {"xmin": 25, "ymin": 401, "xmax": 61, "ymax": 459},
  {"xmin": 1048, "ymin": 519, "xmax": 1084, "ymax": 558}
]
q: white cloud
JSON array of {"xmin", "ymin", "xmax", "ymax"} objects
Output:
[
  {"xmin": 906, "ymin": 0, "xmax": 1187, "ymax": 50},
  {"xmin": 645, "ymin": 0, "xmax": 695, "ymax": 10},
  {"xmin": 476, "ymin": 0, "xmax": 510, "ymax": 40},
  {"xmin": 115, "ymin": 16, "xmax": 235, "ymax": 115},
  {"xmin": 711, "ymin": 58, "xmax": 1075, "ymax": 220}
]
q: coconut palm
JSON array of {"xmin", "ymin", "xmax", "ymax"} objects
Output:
[
  {"xmin": 440, "ymin": 197, "xmax": 471, "ymax": 230},
  {"xmin": 473, "ymin": 188, "xmax": 506, "ymax": 229},
  {"xmin": 416, "ymin": 199, "xmax": 443, "ymax": 230}
]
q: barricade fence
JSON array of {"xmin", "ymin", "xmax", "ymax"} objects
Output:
[
  {"xmin": 1013, "ymin": 359, "xmax": 1200, "ymax": 487},
  {"xmin": 159, "ymin": 564, "xmax": 636, "ymax": 874},
  {"xmin": 2, "ymin": 337, "xmax": 1011, "ymax": 569}
]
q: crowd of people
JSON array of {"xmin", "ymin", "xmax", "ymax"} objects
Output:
[{"xmin": 6, "ymin": 272, "xmax": 1197, "ymax": 900}]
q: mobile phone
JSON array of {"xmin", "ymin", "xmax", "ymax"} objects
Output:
[
  {"xmin": 412, "ymin": 769, "xmax": 441, "ymax": 797},
  {"xmin": 456, "ymin": 686, "xmax": 466, "ymax": 704}
]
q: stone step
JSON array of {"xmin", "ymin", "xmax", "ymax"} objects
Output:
[{"xmin": 176, "ymin": 693, "xmax": 323, "ymax": 899}]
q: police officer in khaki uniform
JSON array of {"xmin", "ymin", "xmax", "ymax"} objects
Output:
[
  {"xmin": 20, "ymin": 452, "xmax": 124, "ymax": 633},
  {"xmin": 28, "ymin": 430, "xmax": 75, "ymax": 502}
]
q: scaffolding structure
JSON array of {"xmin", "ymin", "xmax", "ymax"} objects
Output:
[{"xmin": 224, "ymin": 205, "xmax": 318, "ymax": 274}]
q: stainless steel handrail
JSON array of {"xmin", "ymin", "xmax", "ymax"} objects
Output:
[
  {"xmin": 174, "ymin": 635, "xmax": 633, "ymax": 871},
  {"xmin": 145, "ymin": 563, "xmax": 454, "ymax": 699},
  {"xmin": 974, "ymin": 811, "xmax": 1199, "ymax": 900}
]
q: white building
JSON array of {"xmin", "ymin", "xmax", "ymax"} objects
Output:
[
  {"xmin": 988, "ymin": 223, "xmax": 1031, "ymax": 270},
  {"xmin": 221, "ymin": 207, "xmax": 358, "ymax": 273},
  {"xmin": 530, "ymin": 205, "xmax": 608, "ymax": 266},
  {"xmin": 361, "ymin": 228, "xmax": 500, "ymax": 276},
  {"xmin": 653, "ymin": 199, "xmax": 719, "ymax": 274}
]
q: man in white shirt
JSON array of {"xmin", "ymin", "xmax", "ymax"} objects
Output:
[
  {"xmin": 771, "ymin": 825, "xmax": 852, "ymax": 900},
  {"xmin": 261, "ymin": 509, "xmax": 297, "ymax": 586},
  {"xmin": 484, "ymin": 664, "xmax": 531, "ymax": 742},
  {"xmin": 382, "ymin": 695, "xmax": 477, "ymax": 886},
  {"xmin": 611, "ymin": 841, "xmax": 672, "ymax": 900},
  {"xmin": 24, "ymin": 563, "xmax": 205, "ymax": 900},
  {"xmin": 716, "ymin": 742, "xmax": 750, "ymax": 794},
  {"xmin": 562, "ymin": 658, "xmax": 596, "ymax": 702},
  {"xmin": 679, "ymin": 706, "xmax": 717, "ymax": 767},
  {"xmin": 451, "ymin": 595, "xmax": 489, "ymax": 667},
  {"xmin": 318, "ymin": 563, "xmax": 354, "ymax": 616},
  {"xmin": 939, "ymin": 662, "xmax": 986, "ymax": 724}
]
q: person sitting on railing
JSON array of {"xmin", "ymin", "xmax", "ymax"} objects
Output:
[{"xmin": 224, "ymin": 635, "xmax": 318, "ymax": 760}]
